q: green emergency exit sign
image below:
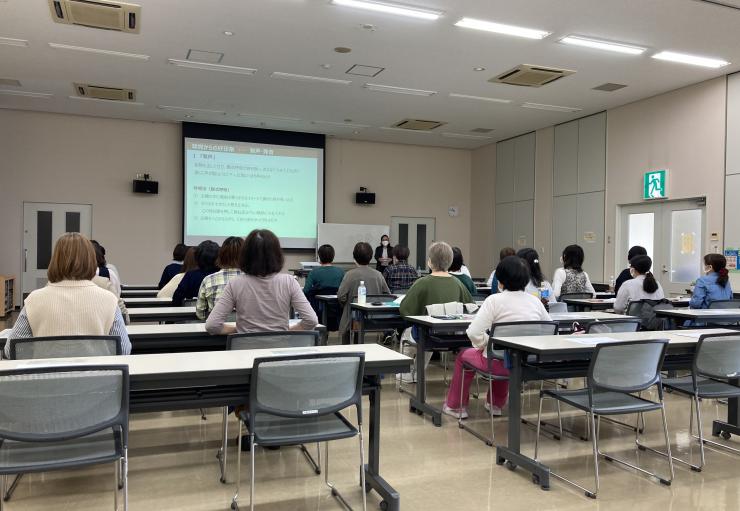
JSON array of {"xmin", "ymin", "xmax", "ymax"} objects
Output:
[{"xmin": 643, "ymin": 169, "xmax": 668, "ymax": 200}]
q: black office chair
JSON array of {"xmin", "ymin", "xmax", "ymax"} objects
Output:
[{"xmin": 306, "ymin": 286, "xmax": 340, "ymax": 331}]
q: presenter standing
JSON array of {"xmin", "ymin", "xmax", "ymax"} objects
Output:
[{"xmin": 374, "ymin": 235, "xmax": 394, "ymax": 273}]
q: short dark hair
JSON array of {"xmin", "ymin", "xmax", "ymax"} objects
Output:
[
  {"xmin": 216, "ymin": 237, "xmax": 244, "ymax": 269},
  {"xmin": 495, "ymin": 255, "xmax": 530, "ymax": 292},
  {"xmin": 393, "ymin": 245, "xmax": 410, "ymax": 261},
  {"xmin": 449, "ymin": 247, "xmax": 464, "ymax": 272},
  {"xmin": 173, "ymin": 243, "xmax": 189, "ymax": 261},
  {"xmin": 562, "ymin": 244, "xmax": 585, "ymax": 272},
  {"xmin": 240, "ymin": 229, "xmax": 284, "ymax": 276},
  {"xmin": 353, "ymin": 242, "xmax": 373, "ymax": 265},
  {"xmin": 499, "ymin": 247, "xmax": 515, "ymax": 261},
  {"xmin": 90, "ymin": 240, "xmax": 106, "ymax": 266},
  {"xmin": 196, "ymin": 240, "xmax": 220, "ymax": 272},
  {"xmin": 318, "ymin": 244, "xmax": 335, "ymax": 264},
  {"xmin": 627, "ymin": 245, "xmax": 647, "ymax": 261}
]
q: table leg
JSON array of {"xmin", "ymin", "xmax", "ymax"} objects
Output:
[
  {"xmin": 364, "ymin": 376, "xmax": 400, "ymax": 511},
  {"xmin": 321, "ymin": 301, "xmax": 328, "ymax": 328},
  {"xmin": 712, "ymin": 379, "xmax": 740, "ymax": 438},
  {"xmin": 408, "ymin": 326, "xmax": 442, "ymax": 426},
  {"xmin": 358, "ymin": 312, "xmax": 366, "ymax": 345},
  {"xmin": 495, "ymin": 350, "xmax": 551, "ymax": 489}
]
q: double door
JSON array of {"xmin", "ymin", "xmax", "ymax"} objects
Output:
[
  {"xmin": 390, "ymin": 217, "xmax": 436, "ymax": 271},
  {"xmin": 618, "ymin": 199, "xmax": 704, "ymax": 295}
]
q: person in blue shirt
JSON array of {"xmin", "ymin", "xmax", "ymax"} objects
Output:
[
  {"xmin": 690, "ymin": 253, "xmax": 733, "ymax": 309},
  {"xmin": 158, "ymin": 243, "xmax": 188, "ymax": 289}
]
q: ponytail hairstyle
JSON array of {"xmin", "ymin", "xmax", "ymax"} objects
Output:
[
  {"xmin": 705, "ymin": 253, "xmax": 729, "ymax": 287},
  {"xmin": 517, "ymin": 248, "xmax": 544, "ymax": 287},
  {"xmin": 630, "ymin": 255, "xmax": 659, "ymax": 293}
]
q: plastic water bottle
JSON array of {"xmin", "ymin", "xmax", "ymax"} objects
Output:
[
  {"xmin": 358, "ymin": 281, "xmax": 367, "ymax": 305},
  {"xmin": 609, "ymin": 275, "xmax": 615, "ymax": 293},
  {"xmin": 539, "ymin": 284, "xmax": 550, "ymax": 302}
]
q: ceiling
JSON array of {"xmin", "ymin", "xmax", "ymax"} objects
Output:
[{"xmin": 1, "ymin": 0, "xmax": 740, "ymax": 149}]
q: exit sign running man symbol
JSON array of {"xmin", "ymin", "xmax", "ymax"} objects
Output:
[{"xmin": 644, "ymin": 170, "xmax": 668, "ymax": 200}]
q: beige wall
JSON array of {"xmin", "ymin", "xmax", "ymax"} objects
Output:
[
  {"xmin": 605, "ymin": 77, "xmax": 727, "ymax": 277},
  {"xmin": 0, "ymin": 110, "xmax": 472, "ymax": 302},
  {"xmin": 469, "ymin": 143, "xmax": 496, "ymax": 277},
  {"xmin": 533, "ymin": 127, "xmax": 554, "ymax": 278}
]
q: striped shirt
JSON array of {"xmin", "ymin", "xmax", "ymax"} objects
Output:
[{"xmin": 196, "ymin": 268, "xmax": 244, "ymax": 319}]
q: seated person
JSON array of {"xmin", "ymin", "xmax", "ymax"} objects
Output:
[
  {"xmin": 552, "ymin": 244, "xmax": 595, "ymax": 299},
  {"xmin": 159, "ymin": 243, "xmax": 188, "ymax": 289},
  {"xmin": 173, "ymin": 240, "xmax": 219, "ymax": 306},
  {"xmin": 6, "ymin": 232, "xmax": 131, "ymax": 357},
  {"xmin": 615, "ymin": 246, "xmax": 647, "ymax": 294},
  {"xmin": 690, "ymin": 253, "xmax": 733, "ymax": 309},
  {"xmin": 196, "ymin": 236, "xmax": 244, "ymax": 320},
  {"xmin": 517, "ymin": 248, "xmax": 556, "ymax": 303},
  {"xmin": 206, "ymin": 229, "xmax": 317, "ymax": 334},
  {"xmin": 613, "ymin": 255, "xmax": 664, "ymax": 314},
  {"xmin": 158, "ymin": 247, "xmax": 196, "ymax": 298},
  {"xmin": 486, "ymin": 247, "xmax": 516, "ymax": 292},
  {"xmin": 303, "ymin": 244, "xmax": 345, "ymax": 294},
  {"xmin": 383, "ymin": 245, "xmax": 419, "ymax": 291},
  {"xmin": 449, "ymin": 247, "xmax": 476, "ymax": 295},
  {"xmin": 91, "ymin": 239, "xmax": 121, "ymax": 297},
  {"xmin": 337, "ymin": 242, "xmax": 390, "ymax": 344},
  {"xmin": 443, "ymin": 256, "xmax": 551, "ymax": 419}
]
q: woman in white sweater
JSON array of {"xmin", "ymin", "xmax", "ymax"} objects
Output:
[{"xmin": 6, "ymin": 233, "xmax": 130, "ymax": 357}]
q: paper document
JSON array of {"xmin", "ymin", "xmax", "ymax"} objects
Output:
[
  {"xmin": 674, "ymin": 332, "xmax": 705, "ymax": 338},
  {"xmin": 564, "ymin": 336, "xmax": 623, "ymax": 345}
]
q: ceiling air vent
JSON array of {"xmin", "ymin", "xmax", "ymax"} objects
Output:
[
  {"xmin": 391, "ymin": 118, "xmax": 446, "ymax": 131},
  {"xmin": 491, "ymin": 64, "xmax": 575, "ymax": 87},
  {"xmin": 49, "ymin": 0, "xmax": 141, "ymax": 33},
  {"xmin": 470, "ymin": 127, "xmax": 494, "ymax": 134},
  {"xmin": 74, "ymin": 83, "xmax": 136, "ymax": 101},
  {"xmin": 592, "ymin": 82, "xmax": 627, "ymax": 92}
]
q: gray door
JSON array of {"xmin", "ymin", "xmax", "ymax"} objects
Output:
[
  {"xmin": 22, "ymin": 202, "xmax": 92, "ymax": 295},
  {"xmin": 390, "ymin": 217, "xmax": 436, "ymax": 271}
]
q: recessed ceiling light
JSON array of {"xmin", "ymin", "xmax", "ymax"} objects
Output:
[
  {"xmin": 473, "ymin": 66, "xmax": 486, "ymax": 71},
  {"xmin": 49, "ymin": 43, "xmax": 150, "ymax": 60},
  {"xmin": 0, "ymin": 37, "xmax": 29, "ymax": 47},
  {"xmin": 0, "ymin": 89, "xmax": 52, "ymax": 98},
  {"xmin": 311, "ymin": 120, "xmax": 371, "ymax": 129},
  {"xmin": 334, "ymin": 47, "xmax": 352, "ymax": 53},
  {"xmin": 157, "ymin": 105, "xmax": 226, "ymax": 115},
  {"xmin": 353, "ymin": 130, "xmax": 360, "ymax": 134},
  {"xmin": 361, "ymin": 23, "xmax": 377, "ymax": 31},
  {"xmin": 363, "ymin": 83, "xmax": 436, "ymax": 96},
  {"xmin": 454, "ymin": 17, "xmax": 550, "ymax": 39},
  {"xmin": 168, "ymin": 59, "xmax": 257, "ymax": 75},
  {"xmin": 521, "ymin": 102, "xmax": 582, "ymax": 112},
  {"xmin": 321, "ymin": 64, "xmax": 332, "ymax": 69},
  {"xmin": 184, "ymin": 114, "xmax": 194, "ymax": 118},
  {"xmin": 238, "ymin": 113, "xmax": 302, "ymax": 122},
  {"xmin": 449, "ymin": 92, "xmax": 510, "ymax": 104},
  {"xmin": 223, "ymin": 31, "xmax": 234, "ymax": 36},
  {"xmin": 271, "ymin": 72, "xmax": 352, "ymax": 85},
  {"xmin": 559, "ymin": 35, "xmax": 645, "ymax": 55},
  {"xmin": 331, "ymin": 0, "xmax": 443, "ymax": 20},
  {"xmin": 652, "ymin": 51, "xmax": 729, "ymax": 68}
]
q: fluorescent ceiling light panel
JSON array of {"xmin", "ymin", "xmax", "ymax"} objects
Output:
[
  {"xmin": 559, "ymin": 35, "xmax": 645, "ymax": 55},
  {"xmin": 49, "ymin": 43, "xmax": 150, "ymax": 60},
  {"xmin": 448, "ymin": 93, "xmax": 511, "ymax": 103},
  {"xmin": 651, "ymin": 51, "xmax": 729, "ymax": 68},
  {"xmin": 454, "ymin": 17, "xmax": 550, "ymax": 39},
  {"xmin": 0, "ymin": 37, "xmax": 29, "ymax": 47},
  {"xmin": 0, "ymin": 89, "xmax": 52, "ymax": 98},
  {"xmin": 330, "ymin": 0, "xmax": 442, "ymax": 20},
  {"xmin": 168, "ymin": 59, "xmax": 257, "ymax": 75},
  {"xmin": 68, "ymin": 96, "xmax": 144, "ymax": 105},
  {"xmin": 521, "ymin": 102, "xmax": 581, "ymax": 112},
  {"xmin": 157, "ymin": 105, "xmax": 226, "ymax": 115},
  {"xmin": 271, "ymin": 72, "xmax": 352, "ymax": 85},
  {"xmin": 364, "ymin": 83, "xmax": 436, "ymax": 96},
  {"xmin": 442, "ymin": 132, "xmax": 493, "ymax": 140},
  {"xmin": 238, "ymin": 113, "xmax": 302, "ymax": 122},
  {"xmin": 311, "ymin": 120, "xmax": 371, "ymax": 129}
]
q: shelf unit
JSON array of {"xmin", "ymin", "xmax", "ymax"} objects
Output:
[{"xmin": 0, "ymin": 275, "xmax": 15, "ymax": 318}]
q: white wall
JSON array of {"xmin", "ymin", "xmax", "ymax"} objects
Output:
[{"xmin": 469, "ymin": 143, "xmax": 496, "ymax": 277}]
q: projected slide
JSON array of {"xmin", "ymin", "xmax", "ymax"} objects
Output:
[{"xmin": 184, "ymin": 137, "xmax": 323, "ymax": 248}]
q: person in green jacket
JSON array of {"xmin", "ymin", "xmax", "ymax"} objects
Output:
[
  {"xmin": 448, "ymin": 247, "xmax": 477, "ymax": 296},
  {"xmin": 303, "ymin": 244, "xmax": 344, "ymax": 293}
]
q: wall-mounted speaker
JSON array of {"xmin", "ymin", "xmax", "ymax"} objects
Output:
[
  {"xmin": 355, "ymin": 192, "xmax": 376, "ymax": 205},
  {"xmin": 133, "ymin": 179, "xmax": 159, "ymax": 194}
]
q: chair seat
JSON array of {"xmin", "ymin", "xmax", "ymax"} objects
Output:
[
  {"xmin": 663, "ymin": 376, "xmax": 740, "ymax": 399},
  {"xmin": 243, "ymin": 412, "xmax": 358, "ymax": 447},
  {"xmin": 542, "ymin": 388, "xmax": 662, "ymax": 415},
  {"xmin": 461, "ymin": 361, "xmax": 508, "ymax": 381},
  {"xmin": 0, "ymin": 428, "xmax": 121, "ymax": 475}
]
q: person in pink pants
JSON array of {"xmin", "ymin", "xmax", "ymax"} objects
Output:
[{"xmin": 443, "ymin": 255, "xmax": 551, "ymax": 419}]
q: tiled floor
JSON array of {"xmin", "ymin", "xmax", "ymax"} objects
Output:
[{"xmin": 1, "ymin": 319, "xmax": 738, "ymax": 510}]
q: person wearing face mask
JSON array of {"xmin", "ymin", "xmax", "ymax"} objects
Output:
[
  {"xmin": 613, "ymin": 255, "xmax": 664, "ymax": 314},
  {"xmin": 374, "ymin": 235, "xmax": 394, "ymax": 273},
  {"xmin": 689, "ymin": 253, "xmax": 733, "ymax": 309}
]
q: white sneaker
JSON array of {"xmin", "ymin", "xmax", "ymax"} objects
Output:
[
  {"xmin": 484, "ymin": 401, "xmax": 502, "ymax": 416},
  {"xmin": 442, "ymin": 404, "xmax": 469, "ymax": 420},
  {"xmin": 396, "ymin": 372, "xmax": 416, "ymax": 383}
]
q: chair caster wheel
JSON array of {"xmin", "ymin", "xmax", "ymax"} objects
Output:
[
  {"xmin": 231, "ymin": 501, "xmax": 238, "ymax": 510},
  {"xmin": 532, "ymin": 474, "xmax": 539, "ymax": 485},
  {"xmin": 220, "ymin": 477, "xmax": 227, "ymax": 484},
  {"xmin": 690, "ymin": 466, "xmax": 702, "ymax": 472},
  {"xmin": 331, "ymin": 488, "xmax": 338, "ymax": 496},
  {"xmin": 585, "ymin": 491, "xmax": 596, "ymax": 499},
  {"xmin": 637, "ymin": 444, "xmax": 646, "ymax": 451},
  {"xmin": 659, "ymin": 479, "xmax": 671, "ymax": 486},
  {"xmin": 380, "ymin": 500, "xmax": 389, "ymax": 511},
  {"xmin": 721, "ymin": 431, "xmax": 732, "ymax": 440},
  {"xmin": 604, "ymin": 455, "xmax": 614, "ymax": 462},
  {"xmin": 505, "ymin": 461, "xmax": 517, "ymax": 471},
  {"xmin": 552, "ymin": 435, "xmax": 561, "ymax": 441}
]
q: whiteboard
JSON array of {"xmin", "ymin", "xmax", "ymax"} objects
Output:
[{"xmin": 317, "ymin": 223, "xmax": 390, "ymax": 263}]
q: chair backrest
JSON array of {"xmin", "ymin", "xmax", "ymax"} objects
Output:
[
  {"xmin": 694, "ymin": 333, "xmax": 740, "ymax": 381},
  {"xmin": 227, "ymin": 331, "xmax": 320, "ymax": 351},
  {"xmin": 588, "ymin": 340, "xmax": 668, "ymax": 394},
  {"xmin": 489, "ymin": 321, "xmax": 559, "ymax": 359},
  {"xmin": 585, "ymin": 319, "xmax": 641, "ymax": 334},
  {"xmin": 425, "ymin": 302, "xmax": 463, "ymax": 316},
  {"xmin": 547, "ymin": 302, "xmax": 567, "ymax": 313},
  {"xmin": 559, "ymin": 292, "xmax": 593, "ymax": 302},
  {"xmin": 708, "ymin": 300, "xmax": 740, "ymax": 309},
  {"xmin": 249, "ymin": 353, "xmax": 364, "ymax": 424},
  {"xmin": 0, "ymin": 365, "xmax": 129, "ymax": 443},
  {"xmin": 8, "ymin": 335, "xmax": 122, "ymax": 360},
  {"xmin": 391, "ymin": 288, "xmax": 411, "ymax": 295}
]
